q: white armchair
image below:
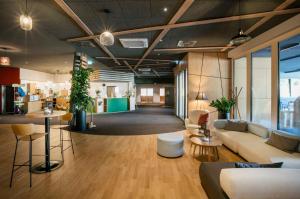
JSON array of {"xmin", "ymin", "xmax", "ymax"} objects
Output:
[{"xmin": 185, "ymin": 110, "xmax": 209, "ymax": 131}]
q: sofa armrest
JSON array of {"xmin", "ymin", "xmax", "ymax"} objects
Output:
[
  {"xmin": 220, "ymin": 168, "xmax": 300, "ymax": 199},
  {"xmin": 213, "ymin": 119, "xmax": 228, "ymax": 129}
]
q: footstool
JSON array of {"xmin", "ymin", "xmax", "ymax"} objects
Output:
[{"xmin": 157, "ymin": 132, "xmax": 184, "ymax": 158}]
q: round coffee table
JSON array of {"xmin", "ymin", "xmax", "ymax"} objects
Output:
[{"xmin": 190, "ymin": 136, "xmax": 222, "ymax": 161}]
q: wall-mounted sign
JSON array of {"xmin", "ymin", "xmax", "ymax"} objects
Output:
[{"xmin": 0, "ymin": 56, "xmax": 10, "ymax": 66}]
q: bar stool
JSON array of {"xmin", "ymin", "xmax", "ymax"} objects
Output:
[
  {"xmin": 10, "ymin": 124, "xmax": 47, "ymax": 187},
  {"xmin": 52, "ymin": 113, "xmax": 75, "ymax": 161}
]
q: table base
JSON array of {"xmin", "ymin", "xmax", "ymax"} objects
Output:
[{"xmin": 31, "ymin": 160, "xmax": 63, "ymax": 174}]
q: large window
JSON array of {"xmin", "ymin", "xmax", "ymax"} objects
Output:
[
  {"xmin": 233, "ymin": 57, "xmax": 247, "ymax": 120},
  {"xmin": 176, "ymin": 70, "xmax": 187, "ymax": 120},
  {"xmin": 251, "ymin": 47, "xmax": 272, "ymax": 127},
  {"xmin": 278, "ymin": 34, "xmax": 300, "ymax": 136},
  {"xmin": 141, "ymin": 88, "xmax": 153, "ymax": 103}
]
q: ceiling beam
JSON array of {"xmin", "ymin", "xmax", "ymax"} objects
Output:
[
  {"xmin": 95, "ymin": 56, "xmax": 174, "ymax": 62},
  {"xmin": 154, "ymin": 46, "xmax": 235, "ymax": 52},
  {"xmin": 112, "ymin": 63, "xmax": 171, "ymax": 68},
  {"xmin": 53, "ymin": 0, "xmax": 121, "ymax": 65},
  {"xmin": 152, "ymin": 69, "xmax": 160, "ymax": 77},
  {"xmin": 67, "ymin": 8, "xmax": 300, "ymax": 43},
  {"xmin": 134, "ymin": 0, "xmax": 194, "ymax": 69},
  {"xmin": 123, "ymin": 60, "xmax": 140, "ymax": 77},
  {"xmin": 221, "ymin": 0, "xmax": 296, "ymax": 52}
]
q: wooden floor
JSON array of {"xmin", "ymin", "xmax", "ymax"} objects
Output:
[{"xmin": 0, "ymin": 124, "xmax": 242, "ymax": 199}]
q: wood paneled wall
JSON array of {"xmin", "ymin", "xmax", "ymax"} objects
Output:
[{"xmin": 176, "ymin": 52, "xmax": 232, "ymax": 126}]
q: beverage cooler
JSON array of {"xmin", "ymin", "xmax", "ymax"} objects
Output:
[{"xmin": 0, "ymin": 85, "xmax": 15, "ymax": 114}]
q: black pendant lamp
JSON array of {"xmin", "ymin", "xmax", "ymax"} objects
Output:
[{"xmin": 230, "ymin": 0, "xmax": 251, "ymax": 46}]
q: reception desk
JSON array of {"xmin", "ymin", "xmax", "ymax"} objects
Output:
[{"xmin": 104, "ymin": 98, "xmax": 129, "ymax": 113}]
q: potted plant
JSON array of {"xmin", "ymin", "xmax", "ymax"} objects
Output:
[
  {"xmin": 70, "ymin": 66, "xmax": 93, "ymax": 131},
  {"xmin": 209, "ymin": 97, "xmax": 235, "ymax": 119}
]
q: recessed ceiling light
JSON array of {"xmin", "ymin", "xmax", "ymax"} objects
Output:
[{"xmin": 163, "ymin": 7, "xmax": 168, "ymax": 12}]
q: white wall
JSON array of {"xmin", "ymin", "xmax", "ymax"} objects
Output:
[
  {"xmin": 136, "ymin": 84, "xmax": 172, "ymax": 104},
  {"xmin": 20, "ymin": 68, "xmax": 71, "ymax": 96},
  {"xmin": 89, "ymin": 81, "xmax": 130, "ymax": 98}
]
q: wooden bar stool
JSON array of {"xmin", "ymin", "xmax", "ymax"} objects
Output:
[
  {"xmin": 10, "ymin": 124, "xmax": 47, "ymax": 187},
  {"xmin": 51, "ymin": 113, "xmax": 75, "ymax": 161}
]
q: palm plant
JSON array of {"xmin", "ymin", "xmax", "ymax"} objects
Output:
[{"xmin": 209, "ymin": 97, "xmax": 235, "ymax": 119}]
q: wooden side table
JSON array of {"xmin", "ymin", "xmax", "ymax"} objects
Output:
[{"xmin": 190, "ymin": 136, "xmax": 222, "ymax": 161}]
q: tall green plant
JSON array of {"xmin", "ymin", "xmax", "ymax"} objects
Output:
[
  {"xmin": 209, "ymin": 97, "xmax": 235, "ymax": 113},
  {"xmin": 70, "ymin": 67, "xmax": 93, "ymax": 112}
]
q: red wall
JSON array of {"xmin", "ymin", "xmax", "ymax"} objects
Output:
[{"xmin": 0, "ymin": 67, "xmax": 20, "ymax": 85}]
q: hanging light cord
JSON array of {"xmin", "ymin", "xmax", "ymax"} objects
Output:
[
  {"xmin": 25, "ymin": 0, "xmax": 28, "ymax": 14},
  {"xmin": 197, "ymin": 52, "xmax": 205, "ymax": 94},
  {"xmin": 217, "ymin": 52, "xmax": 224, "ymax": 97}
]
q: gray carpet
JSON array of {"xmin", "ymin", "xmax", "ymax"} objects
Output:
[{"xmin": 0, "ymin": 106, "xmax": 185, "ymax": 135}]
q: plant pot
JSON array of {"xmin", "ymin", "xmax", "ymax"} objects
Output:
[
  {"xmin": 75, "ymin": 110, "xmax": 86, "ymax": 131},
  {"xmin": 218, "ymin": 112, "xmax": 230, "ymax": 120}
]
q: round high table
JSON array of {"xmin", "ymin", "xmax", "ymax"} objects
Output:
[{"xmin": 26, "ymin": 110, "xmax": 66, "ymax": 173}]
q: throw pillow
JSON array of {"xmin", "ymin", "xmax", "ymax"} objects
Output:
[
  {"xmin": 235, "ymin": 162, "xmax": 283, "ymax": 168},
  {"xmin": 224, "ymin": 120, "xmax": 248, "ymax": 132},
  {"xmin": 266, "ymin": 132, "xmax": 299, "ymax": 152},
  {"xmin": 198, "ymin": 113, "xmax": 209, "ymax": 126}
]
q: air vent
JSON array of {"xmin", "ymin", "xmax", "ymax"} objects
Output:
[
  {"xmin": 119, "ymin": 38, "xmax": 148, "ymax": 48},
  {"xmin": 177, "ymin": 40, "xmax": 197, "ymax": 47},
  {"xmin": 138, "ymin": 68, "xmax": 151, "ymax": 72}
]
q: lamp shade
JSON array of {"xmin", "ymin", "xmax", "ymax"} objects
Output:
[
  {"xmin": 230, "ymin": 29, "xmax": 251, "ymax": 46},
  {"xmin": 196, "ymin": 92, "xmax": 208, "ymax": 101},
  {"xmin": 99, "ymin": 31, "xmax": 114, "ymax": 46},
  {"xmin": 0, "ymin": 56, "xmax": 10, "ymax": 66},
  {"xmin": 20, "ymin": 14, "xmax": 32, "ymax": 31}
]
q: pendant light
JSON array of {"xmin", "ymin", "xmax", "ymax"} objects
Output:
[
  {"xmin": 20, "ymin": 0, "xmax": 32, "ymax": 31},
  {"xmin": 230, "ymin": 0, "xmax": 251, "ymax": 46},
  {"xmin": 99, "ymin": 9, "xmax": 114, "ymax": 46},
  {"xmin": 195, "ymin": 52, "xmax": 208, "ymax": 101},
  {"xmin": 99, "ymin": 31, "xmax": 114, "ymax": 46}
]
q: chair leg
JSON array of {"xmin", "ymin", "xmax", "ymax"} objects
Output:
[
  {"xmin": 29, "ymin": 140, "xmax": 32, "ymax": 187},
  {"xmin": 61, "ymin": 128, "xmax": 64, "ymax": 162},
  {"xmin": 10, "ymin": 140, "xmax": 19, "ymax": 187},
  {"xmin": 69, "ymin": 131, "xmax": 75, "ymax": 155}
]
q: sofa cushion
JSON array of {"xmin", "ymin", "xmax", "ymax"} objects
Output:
[
  {"xmin": 213, "ymin": 119, "xmax": 228, "ymax": 129},
  {"xmin": 224, "ymin": 120, "xmax": 248, "ymax": 132},
  {"xmin": 247, "ymin": 122, "xmax": 270, "ymax": 138},
  {"xmin": 200, "ymin": 162, "xmax": 234, "ymax": 199},
  {"xmin": 271, "ymin": 157, "xmax": 300, "ymax": 169},
  {"xmin": 220, "ymin": 168, "xmax": 300, "ymax": 199},
  {"xmin": 214, "ymin": 129, "xmax": 262, "ymax": 153},
  {"xmin": 266, "ymin": 131, "xmax": 299, "ymax": 153},
  {"xmin": 237, "ymin": 137, "xmax": 295, "ymax": 163},
  {"xmin": 235, "ymin": 162, "xmax": 283, "ymax": 168}
]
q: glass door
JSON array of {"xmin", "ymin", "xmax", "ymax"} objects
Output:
[{"xmin": 278, "ymin": 34, "xmax": 300, "ymax": 136}]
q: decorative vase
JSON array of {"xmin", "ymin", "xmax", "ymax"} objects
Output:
[
  {"xmin": 76, "ymin": 110, "xmax": 86, "ymax": 131},
  {"xmin": 218, "ymin": 112, "xmax": 230, "ymax": 120}
]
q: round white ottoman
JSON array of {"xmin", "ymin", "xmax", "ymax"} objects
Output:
[{"xmin": 157, "ymin": 132, "xmax": 184, "ymax": 158}]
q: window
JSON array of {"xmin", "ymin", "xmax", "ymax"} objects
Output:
[
  {"xmin": 233, "ymin": 57, "xmax": 247, "ymax": 120},
  {"xmin": 147, "ymin": 88, "xmax": 153, "ymax": 96},
  {"xmin": 141, "ymin": 88, "xmax": 147, "ymax": 96},
  {"xmin": 251, "ymin": 47, "xmax": 272, "ymax": 128},
  {"xmin": 160, "ymin": 88, "xmax": 165, "ymax": 96},
  {"xmin": 176, "ymin": 69, "xmax": 187, "ymax": 120},
  {"xmin": 278, "ymin": 34, "xmax": 300, "ymax": 136}
]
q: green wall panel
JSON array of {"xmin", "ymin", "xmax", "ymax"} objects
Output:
[{"xmin": 107, "ymin": 98, "xmax": 128, "ymax": 112}]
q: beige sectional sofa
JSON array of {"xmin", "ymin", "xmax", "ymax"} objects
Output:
[
  {"xmin": 208, "ymin": 120, "xmax": 300, "ymax": 199},
  {"xmin": 213, "ymin": 120, "xmax": 300, "ymax": 168}
]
